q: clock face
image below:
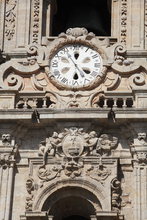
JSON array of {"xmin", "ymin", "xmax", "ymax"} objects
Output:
[{"xmin": 50, "ymin": 44, "xmax": 103, "ymax": 88}]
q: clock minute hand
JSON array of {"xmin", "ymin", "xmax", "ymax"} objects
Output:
[{"xmin": 67, "ymin": 53, "xmax": 85, "ymax": 78}]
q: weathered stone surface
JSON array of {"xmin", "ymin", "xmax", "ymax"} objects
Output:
[{"xmin": 0, "ymin": 1, "xmax": 147, "ymax": 220}]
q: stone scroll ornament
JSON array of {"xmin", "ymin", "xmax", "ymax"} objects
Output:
[{"xmin": 38, "ymin": 128, "xmax": 118, "ymax": 180}]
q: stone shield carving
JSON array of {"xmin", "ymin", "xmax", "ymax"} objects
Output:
[{"xmin": 62, "ymin": 131, "xmax": 85, "ymax": 157}]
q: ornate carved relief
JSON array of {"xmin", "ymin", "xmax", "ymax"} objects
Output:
[
  {"xmin": 38, "ymin": 128, "xmax": 100, "ymax": 166},
  {"xmin": 5, "ymin": 0, "xmax": 17, "ymax": 40},
  {"xmin": 120, "ymin": 0, "xmax": 127, "ymax": 44},
  {"xmin": 0, "ymin": 134, "xmax": 18, "ymax": 168},
  {"xmin": 37, "ymin": 127, "xmax": 118, "ymax": 185},
  {"xmin": 111, "ymin": 178, "xmax": 121, "ymax": 212},
  {"xmin": 26, "ymin": 178, "xmax": 35, "ymax": 211},
  {"xmin": 31, "ymin": 0, "xmax": 41, "ymax": 44},
  {"xmin": 86, "ymin": 163, "xmax": 111, "ymax": 184},
  {"xmin": 1, "ymin": 28, "xmax": 147, "ymax": 110},
  {"xmin": 130, "ymin": 132, "xmax": 147, "ymax": 165}
]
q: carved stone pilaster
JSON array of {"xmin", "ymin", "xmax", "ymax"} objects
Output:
[
  {"xmin": 130, "ymin": 132, "xmax": 147, "ymax": 220},
  {"xmin": 131, "ymin": 132, "xmax": 147, "ymax": 165},
  {"xmin": 0, "ymin": 134, "xmax": 18, "ymax": 220}
]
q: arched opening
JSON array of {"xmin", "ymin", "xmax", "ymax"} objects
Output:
[
  {"xmin": 49, "ymin": 196, "xmax": 94, "ymax": 220},
  {"xmin": 52, "ymin": 0, "xmax": 111, "ymax": 36},
  {"xmin": 41, "ymin": 186, "xmax": 102, "ymax": 220},
  {"xmin": 63, "ymin": 215, "xmax": 89, "ymax": 220}
]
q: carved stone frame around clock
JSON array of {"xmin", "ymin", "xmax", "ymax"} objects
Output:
[{"xmin": 45, "ymin": 28, "xmax": 109, "ymax": 91}]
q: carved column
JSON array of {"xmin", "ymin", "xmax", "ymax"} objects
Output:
[
  {"xmin": 0, "ymin": 134, "xmax": 18, "ymax": 220},
  {"xmin": 131, "ymin": 133, "xmax": 147, "ymax": 220}
]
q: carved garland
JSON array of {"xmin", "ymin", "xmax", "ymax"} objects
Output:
[{"xmin": 5, "ymin": 0, "xmax": 17, "ymax": 40}]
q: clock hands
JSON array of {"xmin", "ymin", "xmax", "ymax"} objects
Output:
[{"xmin": 67, "ymin": 53, "xmax": 85, "ymax": 78}]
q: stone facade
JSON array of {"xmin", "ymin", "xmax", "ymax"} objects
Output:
[{"xmin": 0, "ymin": 0, "xmax": 147, "ymax": 220}]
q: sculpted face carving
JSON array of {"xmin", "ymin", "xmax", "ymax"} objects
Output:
[{"xmin": 138, "ymin": 132, "xmax": 146, "ymax": 141}]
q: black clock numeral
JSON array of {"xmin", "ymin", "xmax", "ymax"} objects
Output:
[
  {"xmin": 61, "ymin": 77, "xmax": 68, "ymax": 84},
  {"xmin": 62, "ymin": 48, "xmax": 69, "ymax": 54},
  {"xmin": 91, "ymin": 71, "xmax": 98, "ymax": 77},
  {"xmin": 94, "ymin": 63, "xmax": 100, "ymax": 68},
  {"xmin": 72, "ymin": 80, "xmax": 79, "ymax": 86},
  {"xmin": 84, "ymin": 78, "xmax": 90, "ymax": 84},
  {"xmin": 73, "ymin": 45, "xmax": 80, "ymax": 51},
  {"xmin": 52, "ymin": 60, "xmax": 58, "ymax": 67},
  {"xmin": 53, "ymin": 70, "xmax": 60, "ymax": 78},
  {"xmin": 55, "ymin": 53, "xmax": 61, "ymax": 59},
  {"xmin": 92, "ymin": 54, "xmax": 99, "ymax": 59}
]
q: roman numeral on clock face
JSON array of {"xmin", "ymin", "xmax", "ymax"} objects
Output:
[
  {"xmin": 91, "ymin": 71, "xmax": 98, "ymax": 77},
  {"xmin": 61, "ymin": 77, "xmax": 68, "ymax": 84},
  {"xmin": 92, "ymin": 54, "xmax": 99, "ymax": 59},
  {"xmin": 94, "ymin": 63, "xmax": 100, "ymax": 68},
  {"xmin": 52, "ymin": 60, "xmax": 58, "ymax": 67},
  {"xmin": 53, "ymin": 70, "xmax": 60, "ymax": 78}
]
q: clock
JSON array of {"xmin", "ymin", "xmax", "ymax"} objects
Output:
[{"xmin": 49, "ymin": 44, "xmax": 103, "ymax": 89}]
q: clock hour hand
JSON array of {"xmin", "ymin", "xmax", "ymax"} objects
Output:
[
  {"xmin": 67, "ymin": 53, "xmax": 85, "ymax": 78},
  {"xmin": 75, "ymin": 65, "xmax": 85, "ymax": 78}
]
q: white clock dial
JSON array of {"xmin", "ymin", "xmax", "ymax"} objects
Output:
[{"xmin": 50, "ymin": 44, "xmax": 103, "ymax": 88}]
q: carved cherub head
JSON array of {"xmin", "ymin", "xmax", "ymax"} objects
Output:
[
  {"xmin": 89, "ymin": 131, "xmax": 97, "ymax": 138},
  {"xmin": 2, "ymin": 134, "xmax": 11, "ymax": 143},
  {"xmin": 138, "ymin": 133, "xmax": 146, "ymax": 141}
]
